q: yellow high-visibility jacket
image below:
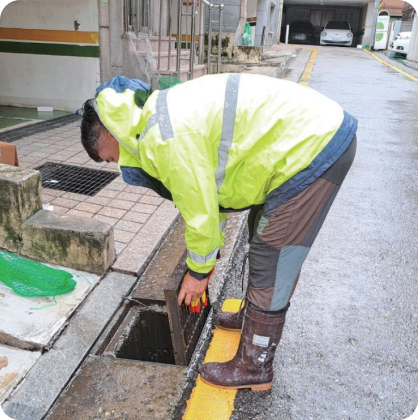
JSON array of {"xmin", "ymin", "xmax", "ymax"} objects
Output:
[{"xmin": 95, "ymin": 74, "xmax": 357, "ymax": 278}]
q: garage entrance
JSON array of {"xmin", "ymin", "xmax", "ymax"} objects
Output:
[{"xmin": 280, "ymin": 0, "xmax": 371, "ymax": 47}]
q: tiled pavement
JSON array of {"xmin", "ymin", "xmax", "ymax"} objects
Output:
[{"xmin": 12, "ymin": 120, "xmax": 179, "ymax": 275}]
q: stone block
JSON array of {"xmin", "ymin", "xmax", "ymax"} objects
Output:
[
  {"xmin": 0, "ymin": 164, "xmax": 42, "ymax": 252},
  {"xmin": 45, "ymin": 356, "xmax": 187, "ymax": 420},
  {"xmin": 20, "ymin": 210, "xmax": 115, "ymax": 274}
]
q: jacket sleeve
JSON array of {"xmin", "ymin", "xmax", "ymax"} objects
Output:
[{"xmin": 150, "ymin": 137, "xmax": 221, "ymax": 278}]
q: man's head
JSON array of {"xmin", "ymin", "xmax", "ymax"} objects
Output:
[{"xmin": 80, "ymin": 99, "xmax": 120, "ymax": 163}]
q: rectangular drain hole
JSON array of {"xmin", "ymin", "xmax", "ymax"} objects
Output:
[
  {"xmin": 107, "ymin": 307, "xmax": 175, "ymax": 364},
  {"xmin": 35, "ymin": 162, "xmax": 119, "ymax": 196},
  {"xmin": 100, "ymin": 219, "xmax": 211, "ymax": 366}
]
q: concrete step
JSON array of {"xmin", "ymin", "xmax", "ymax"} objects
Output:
[
  {"xmin": 159, "ymin": 63, "xmax": 208, "ymax": 82},
  {"xmin": 131, "ymin": 34, "xmax": 176, "ymax": 53},
  {"xmin": 154, "ymin": 50, "xmax": 192, "ymax": 72}
]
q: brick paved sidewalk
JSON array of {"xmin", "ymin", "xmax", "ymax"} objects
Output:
[{"xmin": 13, "ymin": 120, "xmax": 179, "ymax": 276}]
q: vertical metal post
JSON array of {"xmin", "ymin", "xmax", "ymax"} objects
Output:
[
  {"xmin": 167, "ymin": 0, "xmax": 172, "ymax": 70},
  {"xmin": 285, "ymin": 24, "xmax": 289, "ymax": 44},
  {"xmin": 207, "ymin": 5, "xmax": 213, "ymax": 75},
  {"xmin": 189, "ymin": 0, "xmax": 198, "ymax": 80},
  {"xmin": 124, "ymin": 0, "xmax": 129, "ymax": 33},
  {"xmin": 158, "ymin": 0, "xmax": 163, "ymax": 69},
  {"xmin": 277, "ymin": 0, "xmax": 284, "ymax": 45},
  {"xmin": 148, "ymin": 0, "xmax": 153, "ymax": 33},
  {"xmin": 217, "ymin": 5, "xmax": 224, "ymax": 74},
  {"xmin": 198, "ymin": 0, "xmax": 205, "ymax": 64},
  {"xmin": 176, "ymin": 0, "xmax": 183, "ymax": 78},
  {"xmin": 135, "ymin": 0, "xmax": 140, "ymax": 36}
]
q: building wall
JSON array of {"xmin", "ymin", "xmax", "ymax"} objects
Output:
[
  {"xmin": 407, "ymin": 13, "xmax": 418, "ymax": 61},
  {"xmin": 247, "ymin": 0, "xmax": 258, "ymax": 19},
  {"xmin": 381, "ymin": 0, "xmax": 405, "ymax": 16},
  {"xmin": 0, "ymin": 0, "xmax": 99, "ymax": 111},
  {"xmin": 98, "ymin": 0, "xmax": 148, "ymax": 86},
  {"xmin": 363, "ymin": 1, "xmax": 377, "ymax": 47}
]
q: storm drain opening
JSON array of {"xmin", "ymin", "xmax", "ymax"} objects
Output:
[
  {"xmin": 106, "ymin": 306, "xmax": 175, "ymax": 364},
  {"xmin": 100, "ymin": 219, "xmax": 211, "ymax": 366},
  {"xmin": 34, "ymin": 162, "xmax": 119, "ymax": 196}
]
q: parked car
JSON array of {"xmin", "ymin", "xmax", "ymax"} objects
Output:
[
  {"xmin": 389, "ymin": 32, "xmax": 402, "ymax": 49},
  {"xmin": 288, "ymin": 21, "xmax": 316, "ymax": 44},
  {"xmin": 391, "ymin": 32, "xmax": 411, "ymax": 55},
  {"xmin": 320, "ymin": 21, "xmax": 353, "ymax": 46}
]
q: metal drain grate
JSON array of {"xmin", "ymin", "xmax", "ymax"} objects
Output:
[
  {"xmin": 0, "ymin": 114, "xmax": 81, "ymax": 144},
  {"xmin": 164, "ymin": 252, "xmax": 211, "ymax": 365},
  {"xmin": 167, "ymin": 291, "xmax": 211, "ymax": 365},
  {"xmin": 35, "ymin": 162, "xmax": 119, "ymax": 196}
]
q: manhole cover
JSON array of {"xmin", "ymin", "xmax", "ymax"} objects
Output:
[{"xmin": 35, "ymin": 162, "xmax": 119, "ymax": 196}]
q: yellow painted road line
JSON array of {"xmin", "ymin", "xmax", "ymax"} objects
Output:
[
  {"xmin": 364, "ymin": 49, "xmax": 418, "ymax": 83},
  {"xmin": 0, "ymin": 28, "xmax": 99, "ymax": 44},
  {"xmin": 299, "ymin": 48, "xmax": 318, "ymax": 87},
  {"xmin": 183, "ymin": 299, "xmax": 243, "ymax": 420}
]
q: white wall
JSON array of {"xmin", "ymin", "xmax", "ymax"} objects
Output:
[
  {"xmin": 0, "ymin": 0, "xmax": 99, "ymax": 111},
  {"xmin": 247, "ymin": 0, "xmax": 258, "ymax": 19},
  {"xmin": 408, "ymin": 14, "xmax": 418, "ymax": 62},
  {"xmin": 0, "ymin": 0, "xmax": 98, "ymax": 31}
]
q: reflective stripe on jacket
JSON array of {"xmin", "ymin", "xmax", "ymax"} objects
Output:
[{"xmin": 95, "ymin": 73, "xmax": 358, "ymax": 275}]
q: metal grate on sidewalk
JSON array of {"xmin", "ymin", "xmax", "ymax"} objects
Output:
[
  {"xmin": 164, "ymin": 258, "xmax": 211, "ymax": 366},
  {"xmin": 0, "ymin": 114, "xmax": 81, "ymax": 143},
  {"xmin": 35, "ymin": 162, "xmax": 119, "ymax": 196}
]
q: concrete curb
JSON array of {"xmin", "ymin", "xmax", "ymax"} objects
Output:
[{"xmin": 372, "ymin": 50, "xmax": 418, "ymax": 78}]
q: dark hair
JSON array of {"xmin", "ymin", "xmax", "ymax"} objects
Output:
[{"xmin": 80, "ymin": 99, "xmax": 105, "ymax": 162}]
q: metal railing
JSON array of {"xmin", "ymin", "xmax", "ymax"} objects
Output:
[
  {"xmin": 176, "ymin": 1, "xmax": 224, "ymax": 79},
  {"xmin": 205, "ymin": 2, "xmax": 224, "ymax": 76},
  {"xmin": 124, "ymin": 0, "xmax": 151, "ymax": 34},
  {"xmin": 124, "ymin": 0, "xmax": 224, "ymax": 80}
]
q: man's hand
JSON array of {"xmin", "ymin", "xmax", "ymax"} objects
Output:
[{"xmin": 178, "ymin": 271, "xmax": 209, "ymax": 306}]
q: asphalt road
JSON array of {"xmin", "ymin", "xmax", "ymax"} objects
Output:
[{"xmin": 221, "ymin": 46, "xmax": 418, "ymax": 420}]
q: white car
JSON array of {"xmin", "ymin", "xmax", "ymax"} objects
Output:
[
  {"xmin": 320, "ymin": 21, "xmax": 353, "ymax": 46},
  {"xmin": 391, "ymin": 32, "xmax": 411, "ymax": 55}
]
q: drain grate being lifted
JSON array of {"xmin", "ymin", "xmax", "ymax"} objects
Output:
[
  {"xmin": 35, "ymin": 162, "xmax": 119, "ymax": 196},
  {"xmin": 100, "ymin": 219, "xmax": 211, "ymax": 366}
]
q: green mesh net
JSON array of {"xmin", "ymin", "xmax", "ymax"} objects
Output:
[{"xmin": 0, "ymin": 251, "xmax": 76, "ymax": 297}]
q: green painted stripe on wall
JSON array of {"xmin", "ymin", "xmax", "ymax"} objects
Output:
[{"xmin": 0, "ymin": 41, "xmax": 100, "ymax": 58}]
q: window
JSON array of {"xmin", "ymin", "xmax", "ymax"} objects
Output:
[{"xmin": 325, "ymin": 21, "xmax": 351, "ymax": 30}]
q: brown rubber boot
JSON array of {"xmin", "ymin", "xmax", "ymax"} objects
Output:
[
  {"xmin": 215, "ymin": 307, "xmax": 244, "ymax": 331},
  {"xmin": 200, "ymin": 302, "xmax": 289, "ymax": 391}
]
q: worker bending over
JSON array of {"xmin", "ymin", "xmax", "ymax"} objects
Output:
[{"xmin": 80, "ymin": 73, "xmax": 357, "ymax": 391}]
